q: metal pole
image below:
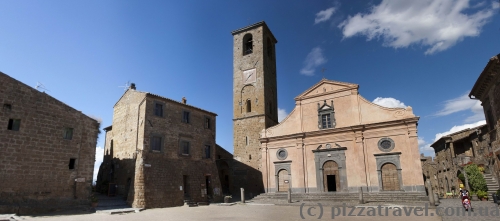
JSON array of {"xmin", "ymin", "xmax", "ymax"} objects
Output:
[
  {"xmin": 241, "ymin": 188, "xmax": 245, "ymax": 203},
  {"xmin": 359, "ymin": 187, "xmax": 364, "ymax": 204},
  {"xmin": 287, "ymin": 188, "xmax": 291, "ymax": 203}
]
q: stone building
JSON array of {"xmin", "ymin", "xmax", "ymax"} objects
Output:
[
  {"xmin": 231, "ymin": 21, "xmax": 279, "ymax": 197},
  {"xmin": 420, "ymin": 154, "xmax": 439, "ymax": 195},
  {"xmin": 425, "ymin": 125, "xmax": 500, "ymax": 196},
  {"xmin": 96, "ymin": 84, "xmax": 223, "ymax": 208},
  {"xmin": 259, "ymin": 78, "xmax": 424, "ymax": 195},
  {"xmin": 0, "ymin": 72, "xmax": 100, "ymax": 214},
  {"xmin": 469, "ymin": 53, "xmax": 500, "ymax": 185}
]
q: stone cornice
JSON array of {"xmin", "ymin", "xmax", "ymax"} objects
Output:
[
  {"xmin": 469, "ymin": 53, "xmax": 500, "ymax": 100},
  {"xmin": 233, "ymin": 114, "xmax": 266, "ymax": 121},
  {"xmin": 261, "ymin": 117, "xmax": 418, "ymax": 143},
  {"xmin": 312, "ymin": 147, "xmax": 347, "ymax": 153},
  {"xmin": 374, "ymin": 152, "xmax": 402, "ymax": 156},
  {"xmin": 231, "ymin": 21, "xmax": 278, "ymax": 43}
]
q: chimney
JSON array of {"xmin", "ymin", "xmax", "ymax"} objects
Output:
[
  {"xmin": 130, "ymin": 83, "xmax": 136, "ymax": 90},
  {"xmin": 182, "ymin": 97, "xmax": 186, "ymax": 104}
]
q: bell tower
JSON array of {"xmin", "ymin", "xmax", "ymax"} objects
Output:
[{"xmin": 232, "ymin": 21, "xmax": 278, "ymax": 195}]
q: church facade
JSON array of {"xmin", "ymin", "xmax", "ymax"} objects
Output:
[
  {"xmin": 231, "ymin": 21, "xmax": 425, "ymax": 196},
  {"xmin": 259, "ymin": 79, "xmax": 425, "ymax": 193}
]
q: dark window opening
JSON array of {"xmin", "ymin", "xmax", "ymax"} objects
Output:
[
  {"xmin": 243, "ymin": 34, "xmax": 253, "ymax": 55},
  {"xmin": 205, "ymin": 117, "xmax": 211, "ymax": 129},
  {"xmin": 63, "ymin": 128, "xmax": 73, "ymax": 140},
  {"xmin": 3, "ymin": 104, "xmax": 12, "ymax": 110},
  {"xmin": 246, "ymin": 136, "xmax": 248, "ymax": 146},
  {"xmin": 181, "ymin": 141, "xmax": 190, "ymax": 155},
  {"xmin": 152, "ymin": 136, "xmax": 162, "ymax": 151},
  {"xmin": 183, "ymin": 111, "xmax": 190, "ymax": 123},
  {"xmin": 321, "ymin": 114, "xmax": 332, "ymax": 129},
  {"xmin": 246, "ymin": 100, "xmax": 251, "ymax": 113},
  {"xmin": 249, "ymin": 154, "xmax": 252, "ymax": 160},
  {"xmin": 218, "ymin": 155, "xmax": 221, "ymax": 159},
  {"xmin": 7, "ymin": 119, "xmax": 21, "ymax": 131},
  {"xmin": 69, "ymin": 158, "xmax": 76, "ymax": 170},
  {"xmin": 155, "ymin": 103, "xmax": 163, "ymax": 117},
  {"xmin": 205, "ymin": 145, "xmax": 211, "ymax": 159},
  {"xmin": 486, "ymin": 109, "xmax": 494, "ymax": 131}
]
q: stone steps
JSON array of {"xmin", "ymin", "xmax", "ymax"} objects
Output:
[
  {"xmin": 483, "ymin": 174, "xmax": 499, "ymax": 196},
  {"xmin": 253, "ymin": 192, "xmax": 428, "ymax": 202}
]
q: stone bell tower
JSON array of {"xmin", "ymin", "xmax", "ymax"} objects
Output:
[{"xmin": 231, "ymin": 21, "xmax": 278, "ymax": 195}]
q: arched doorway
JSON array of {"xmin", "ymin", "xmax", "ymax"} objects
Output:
[
  {"xmin": 218, "ymin": 161, "xmax": 231, "ymax": 195},
  {"xmin": 381, "ymin": 163, "xmax": 400, "ymax": 191},
  {"xmin": 277, "ymin": 169, "xmax": 289, "ymax": 192},
  {"xmin": 323, "ymin": 161, "xmax": 340, "ymax": 192}
]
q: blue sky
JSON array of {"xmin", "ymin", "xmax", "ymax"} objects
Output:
[{"xmin": 1, "ymin": 0, "xmax": 499, "ymax": 182}]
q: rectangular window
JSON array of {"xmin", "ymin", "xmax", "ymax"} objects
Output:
[
  {"xmin": 152, "ymin": 136, "xmax": 162, "ymax": 151},
  {"xmin": 181, "ymin": 140, "xmax": 190, "ymax": 155},
  {"xmin": 69, "ymin": 158, "xmax": 76, "ymax": 170},
  {"xmin": 321, "ymin": 114, "xmax": 331, "ymax": 129},
  {"xmin": 205, "ymin": 145, "xmax": 211, "ymax": 159},
  {"xmin": 205, "ymin": 117, "xmax": 211, "ymax": 129},
  {"xmin": 63, "ymin": 128, "xmax": 73, "ymax": 140},
  {"xmin": 183, "ymin": 111, "xmax": 190, "ymax": 123},
  {"xmin": 3, "ymin": 104, "xmax": 12, "ymax": 110},
  {"xmin": 155, "ymin": 103, "xmax": 163, "ymax": 117},
  {"xmin": 7, "ymin": 119, "xmax": 21, "ymax": 131}
]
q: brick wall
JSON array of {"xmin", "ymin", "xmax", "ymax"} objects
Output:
[{"xmin": 0, "ymin": 72, "xmax": 99, "ymax": 215}]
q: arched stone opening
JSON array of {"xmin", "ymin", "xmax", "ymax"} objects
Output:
[{"xmin": 323, "ymin": 161, "xmax": 340, "ymax": 192}]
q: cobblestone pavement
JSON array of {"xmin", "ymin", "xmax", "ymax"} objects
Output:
[
  {"xmin": 438, "ymin": 199, "xmax": 500, "ymax": 221},
  {"xmin": 18, "ymin": 202, "xmax": 443, "ymax": 221}
]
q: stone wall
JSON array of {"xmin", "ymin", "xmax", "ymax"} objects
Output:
[
  {"xmin": 0, "ymin": 72, "xmax": 99, "ymax": 215},
  {"xmin": 232, "ymin": 22, "xmax": 279, "ymax": 197},
  {"xmin": 98, "ymin": 87, "xmax": 222, "ymax": 208}
]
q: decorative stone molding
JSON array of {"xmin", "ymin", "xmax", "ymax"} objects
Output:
[
  {"xmin": 377, "ymin": 137, "xmax": 395, "ymax": 152},
  {"xmin": 313, "ymin": 147, "xmax": 348, "ymax": 192},
  {"xmin": 274, "ymin": 161, "xmax": 292, "ymax": 193},
  {"xmin": 374, "ymin": 152, "xmax": 403, "ymax": 191}
]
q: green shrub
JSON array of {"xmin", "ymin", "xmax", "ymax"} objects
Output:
[
  {"xmin": 465, "ymin": 164, "xmax": 488, "ymax": 192},
  {"xmin": 477, "ymin": 190, "xmax": 488, "ymax": 199},
  {"xmin": 496, "ymin": 189, "xmax": 500, "ymax": 196}
]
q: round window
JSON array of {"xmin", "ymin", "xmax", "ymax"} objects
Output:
[
  {"xmin": 378, "ymin": 138, "xmax": 395, "ymax": 152},
  {"xmin": 276, "ymin": 148, "xmax": 288, "ymax": 160}
]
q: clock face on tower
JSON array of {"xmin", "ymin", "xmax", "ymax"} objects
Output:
[{"xmin": 242, "ymin": 68, "xmax": 256, "ymax": 84}]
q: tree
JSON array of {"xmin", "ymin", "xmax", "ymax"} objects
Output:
[{"xmin": 465, "ymin": 164, "xmax": 488, "ymax": 192}]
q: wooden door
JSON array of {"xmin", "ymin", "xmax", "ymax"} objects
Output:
[
  {"xmin": 381, "ymin": 163, "xmax": 399, "ymax": 191},
  {"xmin": 278, "ymin": 169, "xmax": 289, "ymax": 192},
  {"xmin": 323, "ymin": 161, "xmax": 339, "ymax": 192}
]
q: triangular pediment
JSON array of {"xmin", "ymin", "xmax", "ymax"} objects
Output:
[{"xmin": 295, "ymin": 79, "xmax": 358, "ymax": 100}]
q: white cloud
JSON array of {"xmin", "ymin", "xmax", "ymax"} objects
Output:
[
  {"xmin": 338, "ymin": 0, "xmax": 496, "ymax": 54},
  {"xmin": 418, "ymin": 137, "xmax": 435, "ymax": 157},
  {"xmin": 315, "ymin": 7, "xmax": 337, "ymax": 24},
  {"xmin": 433, "ymin": 120, "xmax": 486, "ymax": 142},
  {"xmin": 300, "ymin": 47, "xmax": 327, "ymax": 76},
  {"xmin": 372, "ymin": 97, "xmax": 407, "ymax": 108},
  {"xmin": 434, "ymin": 91, "xmax": 485, "ymax": 122},
  {"xmin": 93, "ymin": 146, "xmax": 104, "ymax": 184},
  {"xmin": 278, "ymin": 108, "xmax": 288, "ymax": 122}
]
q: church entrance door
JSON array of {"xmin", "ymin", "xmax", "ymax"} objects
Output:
[
  {"xmin": 277, "ymin": 169, "xmax": 289, "ymax": 192},
  {"xmin": 381, "ymin": 163, "xmax": 399, "ymax": 191},
  {"xmin": 323, "ymin": 161, "xmax": 340, "ymax": 192}
]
